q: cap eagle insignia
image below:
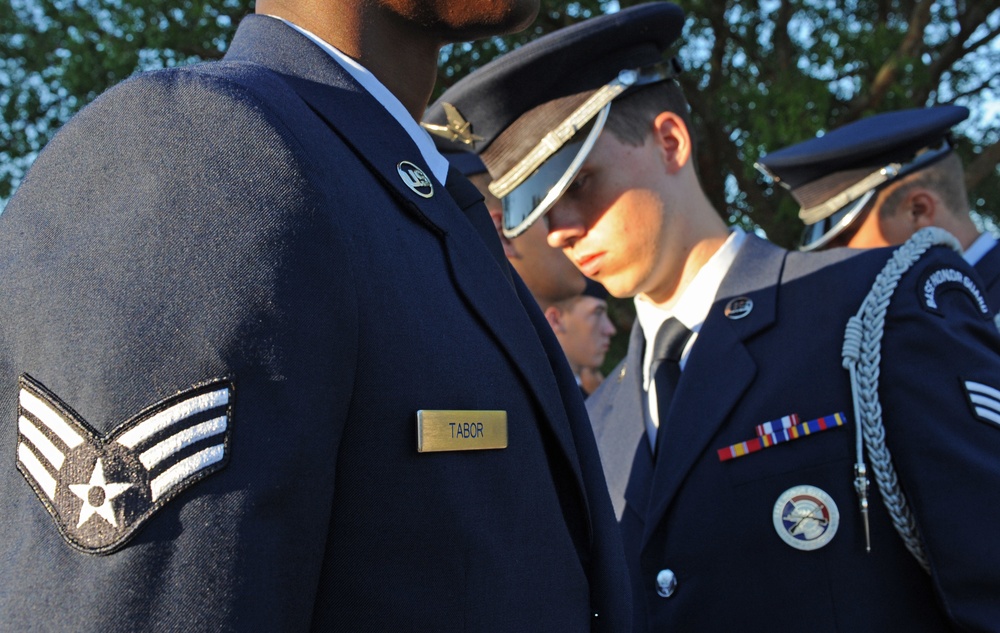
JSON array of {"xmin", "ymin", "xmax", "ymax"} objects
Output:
[{"xmin": 422, "ymin": 103, "xmax": 484, "ymax": 145}]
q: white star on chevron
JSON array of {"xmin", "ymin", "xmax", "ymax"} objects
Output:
[
  {"xmin": 68, "ymin": 458, "xmax": 132, "ymax": 528},
  {"xmin": 16, "ymin": 375, "xmax": 233, "ymax": 552}
]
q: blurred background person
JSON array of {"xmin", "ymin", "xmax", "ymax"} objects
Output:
[
  {"xmin": 758, "ymin": 106, "xmax": 1000, "ymax": 311},
  {"xmin": 433, "ymin": 137, "xmax": 588, "ymax": 308},
  {"xmin": 436, "ymin": 140, "xmax": 622, "ymax": 391},
  {"xmin": 545, "ymin": 279, "xmax": 617, "ymax": 396}
]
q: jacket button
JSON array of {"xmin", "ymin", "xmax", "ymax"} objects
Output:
[{"xmin": 656, "ymin": 569, "xmax": 677, "ymax": 598}]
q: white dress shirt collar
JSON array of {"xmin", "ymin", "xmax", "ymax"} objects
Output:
[
  {"xmin": 635, "ymin": 227, "xmax": 747, "ymax": 389},
  {"xmin": 268, "ymin": 16, "xmax": 450, "ymax": 185},
  {"xmin": 963, "ymin": 232, "xmax": 998, "ymax": 266}
]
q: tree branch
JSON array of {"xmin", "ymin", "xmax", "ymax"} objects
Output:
[
  {"xmin": 965, "ymin": 139, "xmax": 1000, "ymax": 191},
  {"xmin": 919, "ymin": 4, "xmax": 997, "ymax": 103},
  {"xmin": 846, "ymin": 0, "xmax": 933, "ymax": 117}
]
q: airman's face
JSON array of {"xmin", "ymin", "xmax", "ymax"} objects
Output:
[
  {"xmin": 546, "ymin": 130, "xmax": 687, "ymax": 303},
  {"xmin": 555, "ymin": 296, "xmax": 616, "ymax": 371},
  {"xmin": 471, "ymin": 171, "xmax": 586, "ymax": 304},
  {"xmin": 375, "ymin": 0, "xmax": 539, "ymax": 41}
]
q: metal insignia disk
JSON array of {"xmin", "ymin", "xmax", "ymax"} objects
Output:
[
  {"xmin": 15, "ymin": 374, "xmax": 233, "ymax": 555},
  {"xmin": 772, "ymin": 485, "xmax": 839, "ymax": 551},
  {"xmin": 724, "ymin": 297, "xmax": 753, "ymax": 320},
  {"xmin": 397, "ymin": 161, "xmax": 434, "ymax": 198}
]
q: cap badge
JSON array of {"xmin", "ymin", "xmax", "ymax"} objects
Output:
[
  {"xmin": 15, "ymin": 374, "xmax": 233, "ymax": 554},
  {"xmin": 724, "ymin": 297, "xmax": 754, "ymax": 320},
  {"xmin": 397, "ymin": 161, "xmax": 434, "ymax": 198},
  {"xmin": 421, "ymin": 103, "xmax": 483, "ymax": 145},
  {"xmin": 772, "ymin": 485, "xmax": 839, "ymax": 551}
]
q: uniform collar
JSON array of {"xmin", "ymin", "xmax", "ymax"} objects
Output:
[
  {"xmin": 963, "ymin": 232, "xmax": 998, "ymax": 266},
  {"xmin": 635, "ymin": 227, "xmax": 746, "ymax": 388},
  {"xmin": 268, "ymin": 16, "xmax": 449, "ymax": 185}
]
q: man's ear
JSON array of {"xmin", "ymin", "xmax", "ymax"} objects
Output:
[
  {"xmin": 544, "ymin": 305, "xmax": 564, "ymax": 332},
  {"xmin": 652, "ymin": 111, "xmax": 693, "ymax": 174},
  {"xmin": 908, "ymin": 189, "xmax": 938, "ymax": 229},
  {"xmin": 488, "ymin": 206, "xmax": 519, "ymax": 259}
]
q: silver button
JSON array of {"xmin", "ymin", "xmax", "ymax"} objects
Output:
[{"xmin": 656, "ymin": 569, "xmax": 677, "ymax": 598}]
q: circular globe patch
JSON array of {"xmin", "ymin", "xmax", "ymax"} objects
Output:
[{"xmin": 772, "ymin": 485, "xmax": 839, "ymax": 551}]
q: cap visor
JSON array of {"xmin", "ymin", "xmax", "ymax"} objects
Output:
[{"xmin": 501, "ymin": 104, "xmax": 610, "ymax": 238}]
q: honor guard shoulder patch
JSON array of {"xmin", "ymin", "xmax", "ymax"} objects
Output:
[
  {"xmin": 919, "ymin": 266, "xmax": 990, "ymax": 319},
  {"xmin": 16, "ymin": 375, "xmax": 233, "ymax": 554}
]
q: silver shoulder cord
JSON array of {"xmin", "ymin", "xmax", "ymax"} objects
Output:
[{"xmin": 841, "ymin": 226, "xmax": 962, "ymax": 574}]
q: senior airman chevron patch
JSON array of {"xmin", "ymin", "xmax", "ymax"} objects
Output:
[
  {"xmin": 16, "ymin": 374, "xmax": 233, "ymax": 554},
  {"xmin": 964, "ymin": 380, "xmax": 1000, "ymax": 428}
]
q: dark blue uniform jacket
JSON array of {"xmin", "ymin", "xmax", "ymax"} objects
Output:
[
  {"xmin": 589, "ymin": 234, "xmax": 1000, "ymax": 632},
  {"xmin": 0, "ymin": 15, "xmax": 631, "ymax": 632}
]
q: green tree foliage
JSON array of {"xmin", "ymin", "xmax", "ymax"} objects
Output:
[
  {"xmin": 2, "ymin": 0, "xmax": 999, "ymax": 247},
  {"xmin": 671, "ymin": 0, "xmax": 1000, "ymax": 246},
  {"xmin": 0, "ymin": 0, "xmax": 249, "ymax": 200}
]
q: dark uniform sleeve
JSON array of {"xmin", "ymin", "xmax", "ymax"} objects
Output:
[
  {"xmin": 0, "ymin": 67, "xmax": 359, "ymax": 630},
  {"xmin": 878, "ymin": 244, "xmax": 1000, "ymax": 630}
]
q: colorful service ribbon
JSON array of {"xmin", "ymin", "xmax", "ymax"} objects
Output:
[
  {"xmin": 755, "ymin": 413, "xmax": 800, "ymax": 437},
  {"xmin": 717, "ymin": 412, "xmax": 847, "ymax": 462}
]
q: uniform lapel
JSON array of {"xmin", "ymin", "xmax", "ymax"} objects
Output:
[
  {"xmin": 642, "ymin": 236, "xmax": 785, "ymax": 547},
  {"xmin": 222, "ymin": 15, "xmax": 586, "ymax": 489},
  {"xmin": 589, "ymin": 324, "xmax": 648, "ymax": 521}
]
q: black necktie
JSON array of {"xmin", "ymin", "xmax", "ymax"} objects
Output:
[
  {"xmin": 651, "ymin": 317, "xmax": 692, "ymax": 454},
  {"xmin": 443, "ymin": 166, "xmax": 513, "ymax": 285}
]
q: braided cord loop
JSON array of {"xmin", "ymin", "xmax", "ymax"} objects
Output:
[{"xmin": 841, "ymin": 227, "xmax": 962, "ymax": 574}]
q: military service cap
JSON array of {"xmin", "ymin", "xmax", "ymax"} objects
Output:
[
  {"xmin": 432, "ymin": 133, "xmax": 488, "ymax": 178},
  {"xmin": 757, "ymin": 106, "xmax": 969, "ymax": 251},
  {"xmin": 423, "ymin": 2, "xmax": 685, "ymax": 238}
]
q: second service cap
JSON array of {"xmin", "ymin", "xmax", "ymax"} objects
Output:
[{"xmin": 757, "ymin": 105, "xmax": 969, "ymax": 251}]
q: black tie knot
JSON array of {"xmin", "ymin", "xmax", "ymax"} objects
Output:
[{"xmin": 653, "ymin": 317, "xmax": 692, "ymax": 364}]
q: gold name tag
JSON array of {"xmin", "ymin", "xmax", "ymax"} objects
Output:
[{"xmin": 416, "ymin": 410, "xmax": 508, "ymax": 453}]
